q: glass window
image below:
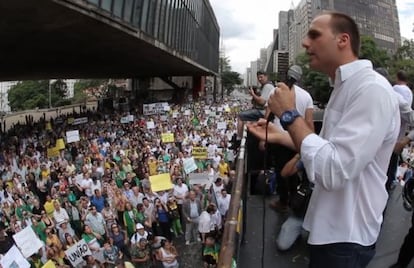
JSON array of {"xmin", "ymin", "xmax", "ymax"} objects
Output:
[
  {"xmin": 101, "ymin": 0, "xmax": 112, "ymax": 11},
  {"xmin": 87, "ymin": 0, "xmax": 99, "ymax": 5},
  {"xmin": 123, "ymin": 0, "xmax": 134, "ymax": 22},
  {"xmin": 132, "ymin": 0, "xmax": 143, "ymax": 27},
  {"xmin": 113, "ymin": 0, "xmax": 124, "ymax": 18}
]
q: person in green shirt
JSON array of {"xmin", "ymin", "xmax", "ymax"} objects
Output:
[{"xmin": 31, "ymin": 216, "xmax": 47, "ymax": 242}]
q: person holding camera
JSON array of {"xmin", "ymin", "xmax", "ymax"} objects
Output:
[{"xmin": 234, "ymin": 70, "xmax": 274, "ymax": 149}]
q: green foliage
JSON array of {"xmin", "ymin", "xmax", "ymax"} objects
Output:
[
  {"xmin": 220, "ymin": 57, "xmax": 242, "ymax": 95},
  {"xmin": 389, "ymin": 39, "xmax": 414, "ymax": 87},
  {"xmin": 295, "ymin": 53, "xmax": 331, "ymax": 106},
  {"xmin": 359, "ymin": 35, "xmax": 390, "ymax": 68},
  {"xmin": 8, "ymin": 81, "xmax": 49, "ymax": 111},
  {"xmin": 73, "ymin": 79, "xmax": 108, "ymax": 103}
]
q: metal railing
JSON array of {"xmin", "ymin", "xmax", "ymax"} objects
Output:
[{"xmin": 217, "ymin": 133, "xmax": 247, "ymax": 267}]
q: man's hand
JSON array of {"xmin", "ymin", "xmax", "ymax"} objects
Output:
[{"xmin": 268, "ymin": 82, "xmax": 296, "ymax": 117}]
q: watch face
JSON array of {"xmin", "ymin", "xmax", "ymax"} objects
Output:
[{"xmin": 282, "ymin": 112, "xmax": 293, "ymax": 121}]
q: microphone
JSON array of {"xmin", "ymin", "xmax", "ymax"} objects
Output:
[{"xmin": 267, "ymin": 65, "xmax": 303, "ymax": 123}]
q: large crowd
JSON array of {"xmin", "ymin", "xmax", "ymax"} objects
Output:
[{"xmin": 0, "ymin": 96, "xmax": 248, "ymax": 268}]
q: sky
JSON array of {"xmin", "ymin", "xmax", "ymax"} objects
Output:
[{"xmin": 209, "ymin": 0, "xmax": 414, "ymax": 74}]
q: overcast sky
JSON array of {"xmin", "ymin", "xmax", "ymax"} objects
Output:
[{"xmin": 209, "ymin": 0, "xmax": 414, "ymax": 74}]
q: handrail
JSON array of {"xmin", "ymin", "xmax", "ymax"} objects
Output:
[{"xmin": 217, "ymin": 132, "xmax": 247, "ymax": 267}]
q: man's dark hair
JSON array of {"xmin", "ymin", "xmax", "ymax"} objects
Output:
[
  {"xmin": 397, "ymin": 70, "xmax": 408, "ymax": 82},
  {"xmin": 327, "ymin": 12, "xmax": 360, "ymax": 57},
  {"xmin": 256, "ymin": 70, "xmax": 267, "ymax": 76}
]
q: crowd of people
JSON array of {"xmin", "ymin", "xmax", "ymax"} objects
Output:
[{"xmin": 0, "ymin": 97, "xmax": 246, "ymax": 267}]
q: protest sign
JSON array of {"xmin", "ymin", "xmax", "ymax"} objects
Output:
[
  {"xmin": 192, "ymin": 147, "xmax": 208, "ymax": 159},
  {"xmin": 120, "ymin": 116, "xmax": 129, "ymax": 124},
  {"xmin": 188, "ymin": 173, "xmax": 210, "ymax": 186},
  {"xmin": 66, "ymin": 130, "xmax": 80, "ymax": 143},
  {"xmin": 1, "ymin": 245, "xmax": 30, "ymax": 268},
  {"xmin": 55, "ymin": 138, "xmax": 65, "ymax": 150},
  {"xmin": 217, "ymin": 122, "xmax": 227, "ymax": 130},
  {"xmin": 183, "ymin": 157, "xmax": 198, "ymax": 174},
  {"xmin": 47, "ymin": 146, "xmax": 60, "ymax": 158},
  {"xmin": 146, "ymin": 121, "xmax": 155, "ymax": 129},
  {"xmin": 161, "ymin": 133, "xmax": 174, "ymax": 143},
  {"xmin": 149, "ymin": 173, "xmax": 173, "ymax": 192},
  {"xmin": 65, "ymin": 239, "xmax": 92, "ymax": 267},
  {"xmin": 13, "ymin": 226, "xmax": 43, "ymax": 258}
]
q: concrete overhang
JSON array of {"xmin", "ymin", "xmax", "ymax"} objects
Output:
[{"xmin": 0, "ymin": 0, "xmax": 216, "ymax": 81}]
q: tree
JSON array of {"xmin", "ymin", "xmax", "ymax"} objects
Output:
[
  {"xmin": 295, "ymin": 53, "xmax": 332, "ymax": 107},
  {"xmin": 219, "ymin": 56, "xmax": 242, "ymax": 95},
  {"xmin": 72, "ymin": 79, "xmax": 108, "ymax": 103},
  {"xmin": 8, "ymin": 81, "xmax": 49, "ymax": 111},
  {"xmin": 50, "ymin": 79, "xmax": 71, "ymax": 107},
  {"xmin": 359, "ymin": 35, "xmax": 390, "ymax": 68},
  {"xmin": 389, "ymin": 39, "xmax": 414, "ymax": 87},
  {"xmin": 221, "ymin": 71, "xmax": 243, "ymax": 95}
]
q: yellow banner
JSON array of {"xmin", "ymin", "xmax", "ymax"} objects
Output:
[
  {"xmin": 42, "ymin": 260, "xmax": 56, "ymax": 268},
  {"xmin": 46, "ymin": 122, "xmax": 52, "ymax": 130},
  {"xmin": 55, "ymin": 138, "xmax": 65, "ymax": 150},
  {"xmin": 161, "ymin": 133, "xmax": 174, "ymax": 143},
  {"xmin": 149, "ymin": 173, "xmax": 173, "ymax": 192},
  {"xmin": 67, "ymin": 117, "xmax": 74, "ymax": 124},
  {"xmin": 192, "ymin": 147, "xmax": 208, "ymax": 159},
  {"xmin": 47, "ymin": 146, "xmax": 60, "ymax": 158}
]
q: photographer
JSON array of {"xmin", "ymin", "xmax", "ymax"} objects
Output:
[{"xmin": 234, "ymin": 70, "xmax": 274, "ymax": 149}]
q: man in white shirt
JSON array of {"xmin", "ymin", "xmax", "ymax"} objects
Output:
[
  {"xmin": 268, "ymin": 12, "xmax": 399, "ymax": 267},
  {"xmin": 53, "ymin": 201, "xmax": 70, "ymax": 228},
  {"xmin": 387, "ymin": 70, "xmax": 413, "ymax": 191}
]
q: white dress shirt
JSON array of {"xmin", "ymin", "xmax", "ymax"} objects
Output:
[{"xmin": 301, "ymin": 60, "xmax": 400, "ymax": 246}]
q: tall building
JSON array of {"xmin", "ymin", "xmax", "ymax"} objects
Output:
[
  {"xmin": 259, "ymin": 48, "xmax": 268, "ymax": 71},
  {"xmin": 278, "ymin": 11, "xmax": 290, "ymax": 51},
  {"xmin": 289, "ymin": 0, "xmax": 401, "ymax": 63},
  {"xmin": 245, "ymin": 68, "xmax": 252, "ymax": 87},
  {"xmin": 313, "ymin": 0, "xmax": 400, "ymax": 53},
  {"xmin": 250, "ymin": 60, "xmax": 259, "ymax": 86},
  {"xmin": 289, "ymin": 0, "xmax": 312, "ymax": 63},
  {"xmin": 0, "ymin": 82, "xmax": 17, "ymax": 113}
]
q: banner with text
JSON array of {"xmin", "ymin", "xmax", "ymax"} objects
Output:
[
  {"xmin": 65, "ymin": 239, "xmax": 92, "ymax": 267},
  {"xmin": 143, "ymin": 102, "xmax": 169, "ymax": 115},
  {"xmin": 192, "ymin": 147, "xmax": 208, "ymax": 159}
]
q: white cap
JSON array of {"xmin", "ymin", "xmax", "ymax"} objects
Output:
[{"xmin": 136, "ymin": 223, "xmax": 144, "ymax": 229}]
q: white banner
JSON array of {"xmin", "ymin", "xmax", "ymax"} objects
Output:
[
  {"xmin": 120, "ymin": 116, "xmax": 129, "ymax": 124},
  {"xmin": 189, "ymin": 173, "xmax": 210, "ymax": 186},
  {"xmin": 217, "ymin": 122, "xmax": 227, "ymax": 130},
  {"xmin": 72, "ymin": 117, "xmax": 88, "ymax": 125},
  {"xmin": 128, "ymin": 115, "xmax": 134, "ymax": 122},
  {"xmin": 143, "ymin": 102, "xmax": 169, "ymax": 115},
  {"xmin": 13, "ymin": 226, "xmax": 43, "ymax": 258},
  {"xmin": 65, "ymin": 239, "xmax": 92, "ymax": 267},
  {"xmin": 66, "ymin": 130, "xmax": 80, "ymax": 143},
  {"xmin": 146, "ymin": 121, "xmax": 155, "ymax": 129},
  {"xmin": 183, "ymin": 157, "xmax": 198, "ymax": 174},
  {"xmin": 1, "ymin": 245, "xmax": 30, "ymax": 268}
]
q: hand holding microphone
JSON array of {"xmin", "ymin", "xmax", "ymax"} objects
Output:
[{"xmin": 267, "ymin": 65, "xmax": 302, "ymax": 122}]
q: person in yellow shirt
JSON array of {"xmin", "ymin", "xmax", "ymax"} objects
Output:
[
  {"xmin": 218, "ymin": 159, "xmax": 230, "ymax": 179},
  {"xmin": 43, "ymin": 195, "xmax": 57, "ymax": 216}
]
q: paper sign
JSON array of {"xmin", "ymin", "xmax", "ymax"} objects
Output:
[
  {"xmin": 46, "ymin": 122, "xmax": 52, "ymax": 130},
  {"xmin": 184, "ymin": 110, "xmax": 191, "ymax": 116},
  {"xmin": 163, "ymin": 105, "xmax": 170, "ymax": 111},
  {"xmin": 56, "ymin": 138, "xmax": 65, "ymax": 150},
  {"xmin": 47, "ymin": 146, "xmax": 60, "ymax": 158},
  {"xmin": 172, "ymin": 112, "xmax": 179, "ymax": 118},
  {"xmin": 65, "ymin": 239, "xmax": 92, "ymax": 267},
  {"xmin": 128, "ymin": 115, "xmax": 134, "ymax": 122},
  {"xmin": 161, "ymin": 133, "xmax": 174, "ymax": 143},
  {"xmin": 42, "ymin": 260, "xmax": 56, "ymax": 268},
  {"xmin": 66, "ymin": 130, "xmax": 80, "ymax": 143},
  {"xmin": 189, "ymin": 173, "xmax": 210, "ymax": 186},
  {"xmin": 192, "ymin": 147, "xmax": 208, "ymax": 159},
  {"xmin": 146, "ymin": 121, "xmax": 155, "ymax": 129},
  {"xmin": 149, "ymin": 173, "xmax": 174, "ymax": 192},
  {"xmin": 217, "ymin": 122, "xmax": 227, "ymax": 130},
  {"xmin": 120, "ymin": 116, "xmax": 129, "ymax": 124},
  {"xmin": 1, "ymin": 245, "xmax": 30, "ymax": 268},
  {"xmin": 72, "ymin": 117, "xmax": 88, "ymax": 125},
  {"xmin": 160, "ymin": 115, "xmax": 167, "ymax": 121},
  {"xmin": 13, "ymin": 226, "xmax": 43, "ymax": 257},
  {"xmin": 183, "ymin": 157, "xmax": 198, "ymax": 174}
]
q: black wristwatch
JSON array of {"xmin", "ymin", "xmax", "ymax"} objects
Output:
[{"xmin": 280, "ymin": 109, "xmax": 301, "ymax": 130}]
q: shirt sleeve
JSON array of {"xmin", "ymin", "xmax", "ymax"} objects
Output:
[{"xmin": 300, "ymin": 82, "xmax": 398, "ymax": 191}]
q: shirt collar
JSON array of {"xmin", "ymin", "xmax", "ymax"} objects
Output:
[{"xmin": 333, "ymin": 59, "xmax": 373, "ymax": 85}]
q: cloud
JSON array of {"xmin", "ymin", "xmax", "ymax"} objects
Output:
[{"xmin": 210, "ymin": 0, "xmax": 413, "ymax": 74}]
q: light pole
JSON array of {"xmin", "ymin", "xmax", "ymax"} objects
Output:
[{"xmin": 48, "ymin": 80, "xmax": 52, "ymax": 108}]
